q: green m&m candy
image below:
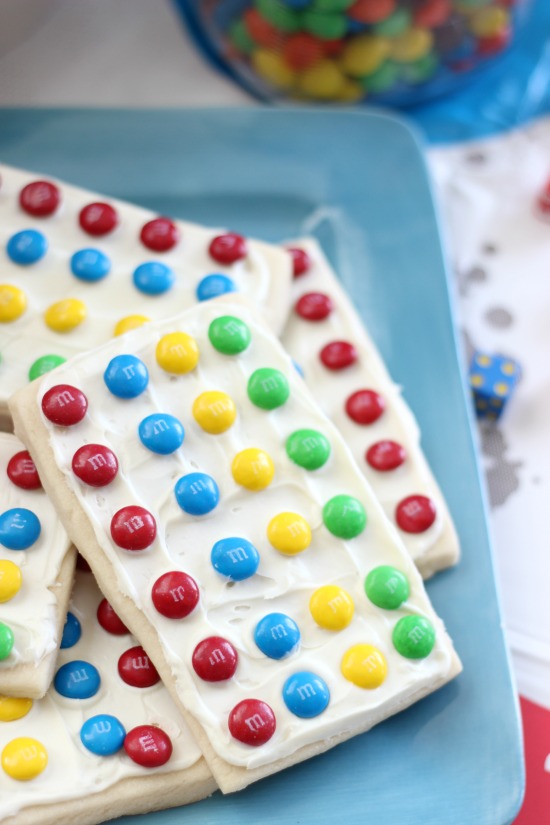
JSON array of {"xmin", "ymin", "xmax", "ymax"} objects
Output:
[
  {"xmin": 365, "ymin": 566, "xmax": 409, "ymax": 609},
  {"xmin": 374, "ymin": 8, "xmax": 411, "ymax": 38},
  {"xmin": 208, "ymin": 316, "xmax": 251, "ymax": 355},
  {"xmin": 286, "ymin": 429, "xmax": 331, "ymax": 471},
  {"xmin": 313, "ymin": 0, "xmax": 355, "ymax": 12},
  {"xmin": 229, "ymin": 19, "xmax": 255, "ymax": 55},
  {"xmin": 362, "ymin": 60, "xmax": 400, "ymax": 94},
  {"xmin": 248, "ymin": 368, "xmax": 289, "ymax": 410},
  {"xmin": 323, "ymin": 495, "xmax": 366, "ymax": 539},
  {"xmin": 302, "ymin": 9, "xmax": 348, "ymax": 40},
  {"xmin": 392, "ymin": 615, "xmax": 435, "ymax": 659},
  {"xmin": 28, "ymin": 354, "xmax": 66, "ymax": 382},
  {"xmin": 256, "ymin": 0, "xmax": 302, "ymax": 32},
  {"xmin": 0, "ymin": 622, "xmax": 14, "ymax": 661}
]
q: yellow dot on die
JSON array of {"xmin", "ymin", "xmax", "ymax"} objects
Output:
[
  {"xmin": 390, "ymin": 28, "xmax": 433, "ymax": 63},
  {"xmin": 493, "ymin": 382, "xmax": 509, "ymax": 397},
  {"xmin": 267, "ymin": 512, "xmax": 311, "ymax": 556},
  {"xmin": 475, "ymin": 354, "xmax": 491, "ymax": 367},
  {"xmin": 470, "ymin": 374, "xmax": 483, "ymax": 388},
  {"xmin": 0, "ymin": 696, "xmax": 33, "ymax": 723},
  {"xmin": 156, "ymin": 332, "xmax": 199, "ymax": 374},
  {"xmin": 1, "ymin": 737, "xmax": 47, "ymax": 781},
  {"xmin": 0, "ymin": 560, "xmax": 22, "ymax": 603},
  {"xmin": 232, "ymin": 448, "xmax": 275, "ymax": 492},
  {"xmin": 0, "ymin": 285, "xmax": 27, "ymax": 323},
  {"xmin": 309, "ymin": 585, "xmax": 354, "ymax": 631},
  {"xmin": 341, "ymin": 644, "xmax": 387, "ymax": 689},
  {"xmin": 501, "ymin": 361, "xmax": 517, "ymax": 376},
  {"xmin": 114, "ymin": 314, "xmax": 150, "ymax": 337},
  {"xmin": 44, "ymin": 298, "xmax": 86, "ymax": 333},
  {"xmin": 252, "ymin": 50, "xmax": 296, "ymax": 90},
  {"xmin": 192, "ymin": 391, "xmax": 236, "ymax": 434}
]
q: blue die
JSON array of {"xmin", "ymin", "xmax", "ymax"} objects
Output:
[{"xmin": 468, "ymin": 352, "xmax": 521, "ymax": 421}]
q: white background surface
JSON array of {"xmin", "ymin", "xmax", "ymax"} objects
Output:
[{"xmin": 2, "ymin": 0, "xmax": 548, "ymax": 710}]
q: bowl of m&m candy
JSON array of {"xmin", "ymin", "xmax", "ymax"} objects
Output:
[{"xmin": 179, "ymin": 0, "xmax": 531, "ymax": 104}]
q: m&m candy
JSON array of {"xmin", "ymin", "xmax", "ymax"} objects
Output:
[
  {"xmin": 1, "ymin": 737, "xmax": 48, "ymax": 780},
  {"xmin": 6, "ymin": 451, "xmax": 41, "ymax": 489},
  {"xmin": 104, "ymin": 355, "xmax": 149, "ymax": 398},
  {"xmin": 118, "ymin": 646, "xmax": 160, "ymax": 688},
  {"xmin": 79, "ymin": 202, "xmax": 119, "ymax": 236},
  {"xmin": 322, "ymin": 495, "xmax": 366, "ymax": 539},
  {"xmin": 19, "ymin": 180, "xmax": 60, "ymax": 216},
  {"xmin": 174, "ymin": 472, "xmax": 220, "ymax": 515},
  {"xmin": 140, "ymin": 218, "xmax": 179, "ymax": 252},
  {"xmin": 192, "ymin": 391, "xmax": 236, "ymax": 434},
  {"xmin": 267, "ymin": 512, "xmax": 311, "ymax": 555},
  {"xmin": 228, "ymin": 699, "xmax": 276, "ymax": 746},
  {"xmin": 208, "ymin": 315, "xmax": 251, "ymax": 355},
  {"xmin": 0, "ymin": 508, "xmax": 41, "ymax": 550},
  {"xmin": 28, "ymin": 354, "xmax": 66, "ymax": 381},
  {"xmin": 72, "ymin": 444, "xmax": 119, "ymax": 487},
  {"xmin": 341, "ymin": 644, "xmax": 387, "ymax": 688},
  {"xmin": 151, "ymin": 571, "xmax": 199, "ymax": 619},
  {"xmin": 310, "ymin": 585, "xmax": 354, "ymax": 630},
  {"xmin": 41, "ymin": 384, "xmax": 88, "ymax": 425},
  {"xmin": 0, "ymin": 623, "xmax": 14, "ymax": 660},
  {"xmin": 70, "ymin": 249, "xmax": 111, "ymax": 282},
  {"xmin": 97, "ymin": 598, "xmax": 129, "ymax": 635},
  {"xmin": 209, "ymin": 232, "xmax": 247, "ymax": 264},
  {"xmin": 254, "ymin": 613, "xmax": 301, "ymax": 659},
  {"xmin": 110, "ymin": 506, "xmax": 157, "ymax": 551},
  {"xmin": 0, "ymin": 696, "xmax": 33, "ymax": 723},
  {"xmin": 124, "ymin": 725, "xmax": 173, "ymax": 767},
  {"xmin": 282, "ymin": 672, "xmax": 330, "ymax": 718},
  {"xmin": 192, "ymin": 636, "xmax": 238, "ymax": 681},
  {"xmin": 196, "ymin": 274, "xmax": 237, "ymax": 302},
  {"xmin": 365, "ymin": 565, "xmax": 409, "ymax": 609},
  {"xmin": 395, "ymin": 494, "xmax": 436, "ymax": 533},
  {"xmin": 60, "ymin": 612, "xmax": 82, "ymax": 649},
  {"xmin": 0, "ymin": 560, "xmax": 22, "ymax": 603},
  {"xmin": 54, "ymin": 660, "xmax": 101, "ymax": 699},
  {"xmin": 138, "ymin": 413, "xmax": 185, "ymax": 454},
  {"xmin": 231, "ymin": 448, "xmax": 275, "ymax": 491},
  {"xmin": 132, "ymin": 262, "xmax": 175, "ymax": 296},
  {"xmin": 6, "ymin": 229, "xmax": 48, "ymax": 266},
  {"xmin": 211, "ymin": 536, "xmax": 260, "ymax": 580},
  {"xmin": 0, "ymin": 285, "xmax": 27, "ymax": 323},
  {"xmin": 286, "ymin": 428, "xmax": 331, "ymax": 470},
  {"xmin": 44, "ymin": 298, "xmax": 87, "ymax": 333},
  {"xmin": 392, "ymin": 615, "xmax": 436, "ymax": 658},
  {"xmin": 80, "ymin": 714, "xmax": 126, "ymax": 756},
  {"xmin": 156, "ymin": 332, "xmax": 199, "ymax": 374},
  {"xmin": 247, "ymin": 368, "xmax": 290, "ymax": 410}
]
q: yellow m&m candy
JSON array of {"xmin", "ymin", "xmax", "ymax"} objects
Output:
[
  {"xmin": 0, "ymin": 560, "xmax": 22, "ymax": 603},
  {"xmin": 267, "ymin": 512, "xmax": 311, "ymax": 555},
  {"xmin": 1, "ymin": 737, "xmax": 47, "ymax": 781},
  {"xmin": 297, "ymin": 60, "xmax": 346, "ymax": 100},
  {"xmin": 0, "ymin": 285, "xmax": 26, "ymax": 323},
  {"xmin": 341, "ymin": 644, "xmax": 387, "ymax": 689},
  {"xmin": 252, "ymin": 50, "xmax": 296, "ymax": 89},
  {"xmin": 310, "ymin": 585, "xmax": 354, "ymax": 631},
  {"xmin": 114, "ymin": 314, "xmax": 150, "ymax": 337},
  {"xmin": 470, "ymin": 7, "xmax": 509, "ymax": 38},
  {"xmin": 232, "ymin": 448, "xmax": 275, "ymax": 491},
  {"xmin": 0, "ymin": 696, "xmax": 33, "ymax": 722},
  {"xmin": 340, "ymin": 35, "xmax": 390, "ymax": 77},
  {"xmin": 156, "ymin": 332, "xmax": 199, "ymax": 374},
  {"xmin": 390, "ymin": 28, "xmax": 433, "ymax": 63},
  {"xmin": 44, "ymin": 298, "xmax": 86, "ymax": 333},
  {"xmin": 192, "ymin": 391, "xmax": 236, "ymax": 434}
]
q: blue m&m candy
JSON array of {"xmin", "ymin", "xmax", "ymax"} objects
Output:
[
  {"xmin": 60, "ymin": 612, "xmax": 82, "ymax": 649},
  {"xmin": 6, "ymin": 229, "xmax": 48, "ymax": 265},
  {"xmin": 196, "ymin": 274, "xmax": 237, "ymax": 302},
  {"xmin": 254, "ymin": 613, "xmax": 300, "ymax": 660},
  {"xmin": 0, "ymin": 508, "xmax": 41, "ymax": 550},
  {"xmin": 133, "ymin": 262, "xmax": 175, "ymax": 295},
  {"xmin": 283, "ymin": 671, "xmax": 330, "ymax": 718},
  {"xmin": 80, "ymin": 714, "xmax": 126, "ymax": 756},
  {"xmin": 211, "ymin": 537, "xmax": 260, "ymax": 581},
  {"xmin": 175, "ymin": 473, "xmax": 220, "ymax": 516},
  {"xmin": 138, "ymin": 413, "xmax": 184, "ymax": 454},
  {"xmin": 70, "ymin": 248, "xmax": 111, "ymax": 282},
  {"xmin": 54, "ymin": 660, "xmax": 100, "ymax": 699},
  {"xmin": 104, "ymin": 354, "xmax": 149, "ymax": 398}
]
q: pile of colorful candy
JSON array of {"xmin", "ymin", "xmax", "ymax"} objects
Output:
[{"xmin": 192, "ymin": 0, "xmax": 527, "ymax": 103}]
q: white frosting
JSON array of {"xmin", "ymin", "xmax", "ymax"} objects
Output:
[
  {"xmin": 0, "ymin": 433, "xmax": 70, "ymax": 676},
  {"xmin": 0, "ymin": 569, "xmax": 204, "ymax": 819},
  {"xmin": 0, "ymin": 163, "xmax": 290, "ymax": 412},
  {"xmin": 34, "ymin": 301, "xmax": 458, "ymax": 772},
  {"xmin": 281, "ymin": 238, "xmax": 459, "ymax": 568}
]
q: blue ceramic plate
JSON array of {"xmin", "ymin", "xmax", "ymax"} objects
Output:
[{"xmin": 0, "ymin": 108, "xmax": 524, "ymax": 825}]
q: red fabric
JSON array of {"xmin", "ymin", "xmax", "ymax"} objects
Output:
[{"xmin": 513, "ymin": 696, "xmax": 550, "ymax": 823}]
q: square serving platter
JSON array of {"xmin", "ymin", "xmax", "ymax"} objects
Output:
[{"xmin": 0, "ymin": 107, "xmax": 524, "ymax": 825}]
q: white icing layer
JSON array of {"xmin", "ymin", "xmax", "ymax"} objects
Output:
[
  {"xmin": 35, "ymin": 301, "xmax": 458, "ymax": 772},
  {"xmin": 0, "ymin": 163, "xmax": 291, "ymax": 412},
  {"xmin": 281, "ymin": 238, "xmax": 459, "ymax": 571},
  {"xmin": 0, "ymin": 433, "xmax": 70, "ymax": 677},
  {"xmin": 0, "ymin": 569, "xmax": 204, "ymax": 819}
]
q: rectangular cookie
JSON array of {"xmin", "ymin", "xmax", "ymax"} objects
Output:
[
  {"xmin": 0, "ymin": 566, "xmax": 216, "ymax": 825},
  {"xmin": 0, "ymin": 162, "xmax": 292, "ymax": 428},
  {"xmin": 281, "ymin": 239, "xmax": 460, "ymax": 579},
  {"xmin": 9, "ymin": 300, "xmax": 462, "ymax": 793},
  {"xmin": 0, "ymin": 433, "xmax": 75, "ymax": 699}
]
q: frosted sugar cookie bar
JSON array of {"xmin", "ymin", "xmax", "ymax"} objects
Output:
[
  {"xmin": 9, "ymin": 301, "xmax": 462, "ymax": 793},
  {"xmin": 0, "ymin": 162, "xmax": 292, "ymax": 428},
  {"xmin": 0, "ymin": 433, "xmax": 75, "ymax": 698},
  {"xmin": 0, "ymin": 566, "xmax": 215, "ymax": 825},
  {"xmin": 281, "ymin": 239, "xmax": 460, "ymax": 579}
]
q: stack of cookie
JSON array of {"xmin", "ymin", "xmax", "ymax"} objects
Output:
[{"xmin": 0, "ymin": 164, "xmax": 461, "ymax": 824}]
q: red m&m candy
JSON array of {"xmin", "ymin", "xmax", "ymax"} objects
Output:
[
  {"xmin": 76, "ymin": 554, "xmax": 92, "ymax": 573},
  {"xmin": 118, "ymin": 645, "xmax": 160, "ymax": 688},
  {"xmin": 79, "ymin": 202, "xmax": 119, "ymax": 236},
  {"xmin": 19, "ymin": 180, "xmax": 60, "ymax": 217},
  {"xmin": 110, "ymin": 506, "xmax": 157, "ymax": 551},
  {"xmin": 209, "ymin": 233, "xmax": 247, "ymax": 265},
  {"xmin": 97, "ymin": 598, "xmax": 129, "ymax": 635},
  {"xmin": 41, "ymin": 385, "xmax": 88, "ymax": 426},
  {"xmin": 192, "ymin": 637, "xmax": 238, "ymax": 682},
  {"xmin": 366, "ymin": 440, "xmax": 406, "ymax": 471},
  {"xmin": 151, "ymin": 571, "xmax": 199, "ymax": 619},
  {"xmin": 228, "ymin": 699, "xmax": 276, "ymax": 746},
  {"xmin": 396, "ymin": 495, "xmax": 436, "ymax": 534},
  {"xmin": 140, "ymin": 218, "xmax": 179, "ymax": 252},
  {"xmin": 124, "ymin": 725, "xmax": 172, "ymax": 767},
  {"xmin": 7, "ymin": 451, "xmax": 41, "ymax": 490},
  {"xmin": 288, "ymin": 247, "xmax": 311, "ymax": 278},
  {"xmin": 72, "ymin": 444, "xmax": 118, "ymax": 487},
  {"xmin": 319, "ymin": 341, "xmax": 357, "ymax": 370},
  {"xmin": 345, "ymin": 389, "xmax": 385, "ymax": 425},
  {"xmin": 295, "ymin": 292, "xmax": 333, "ymax": 321}
]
